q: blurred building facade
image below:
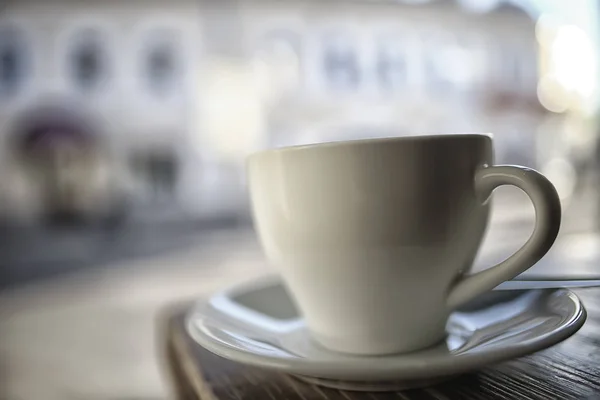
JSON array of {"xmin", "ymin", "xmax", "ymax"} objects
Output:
[
  {"xmin": 0, "ymin": 0, "xmax": 217, "ymax": 225},
  {"xmin": 0, "ymin": 0, "xmax": 594, "ymax": 226}
]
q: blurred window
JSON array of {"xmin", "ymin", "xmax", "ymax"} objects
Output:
[
  {"xmin": 254, "ymin": 29, "xmax": 302, "ymax": 96},
  {"xmin": 0, "ymin": 27, "xmax": 27, "ymax": 96},
  {"xmin": 131, "ymin": 151, "xmax": 178, "ymax": 200},
  {"xmin": 422, "ymin": 33, "xmax": 454, "ymax": 93},
  {"xmin": 496, "ymin": 44, "xmax": 535, "ymax": 92},
  {"xmin": 376, "ymin": 36, "xmax": 408, "ymax": 91},
  {"xmin": 515, "ymin": 48, "xmax": 536, "ymax": 92},
  {"xmin": 143, "ymin": 29, "xmax": 180, "ymax": 97},
  {"xmin": 68, "ymin": 29, "xmax": 107, "ymax": 91},
  {"xmin": 322, "ymin": 33, "xmax": 360, "ymax": 90},
  {"xmin": 422, "ymin": 33, "xmax": 484, "ymax": 93},
  {"xmin": 501, "ymin": 45, "xmax": 521, "ymax": 86}
]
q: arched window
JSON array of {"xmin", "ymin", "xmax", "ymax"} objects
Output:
[
  {"xmin": 376, "ymin": 35, "xmax": 408, "ymax": 91},
  {"xmin": 0, "ymin": 26, "xmax": 28, "ymax": 96},
  {"xmin": 142, "ymin": 29, "xmax": 181, "ymax": 97},
  {"xmin": 322, "ymin": 31, "xmax": 361, "ymax": 90},
  {"xmin": 68, "ymin": 29, "xmax": 108, "ymax": 91}
]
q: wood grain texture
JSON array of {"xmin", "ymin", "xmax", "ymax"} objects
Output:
[{"xmin": 159, "ymin": 289, "xmax": 600, "ymax": 400}]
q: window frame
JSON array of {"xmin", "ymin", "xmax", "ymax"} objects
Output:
[
  {"xmin": 0, "ymin": 24, "xmax": 30, "ymax": 98},
  {"xmin": 60, "ymin": 22, "xmax": 113, "ymax": 96},
  {"xmin": 68, "ymin": 28, "xmax": 110, "ymax": 92},
  {"xmin": 320, "ymin": 28, "xmax": 363, "ymax": 92},
  {"xmin": 373, "ymin": 32, "xmax": 410, "ymax": 92},
  {"xmin": 139, "ymin": 27, "xmax": 183, "ymax": 99}
]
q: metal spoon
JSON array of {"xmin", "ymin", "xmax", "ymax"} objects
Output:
[
  {"xmin": 495, "ymin": 279, "xmax": 600, "ymax": 291},
  {"xmin": 455, "ymin": 279, "xmax": 600, "ymax": 312}
]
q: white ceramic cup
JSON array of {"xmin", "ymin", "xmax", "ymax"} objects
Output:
[{"xmin": 247, "ymin": 134, "xmax": 561, "ymax": 356}]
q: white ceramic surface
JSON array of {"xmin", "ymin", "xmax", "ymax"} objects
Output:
[
  {"xmin": 186, "ymin": 276, "xmax": 586, "ymax": 390},
  {"xmin": 247, "ymin": 134, "xmax": 562, "ymax": 355}
]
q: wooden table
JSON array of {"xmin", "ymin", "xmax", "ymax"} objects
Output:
[{"xmin": 159, "ymin": 289, "xmax": 600, "ymax": 400}]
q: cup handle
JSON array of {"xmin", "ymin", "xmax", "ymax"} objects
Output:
[{"xmin": 446, "ymin": 165, "xmax": 562, "ymax": 310}]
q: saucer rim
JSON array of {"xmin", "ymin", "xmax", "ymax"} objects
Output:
[{"xmin": 186, "ymin": 284, "xmax": 587, "ymax": 382}]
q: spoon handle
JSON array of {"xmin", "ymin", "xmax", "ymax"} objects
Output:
[{"xmin": 495, "ymin": 279, "xmax": 600, "ymax": 291}]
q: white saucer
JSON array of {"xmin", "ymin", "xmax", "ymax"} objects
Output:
[{"xmin": 186, "ymin": 276, "xmax": 587, "ymax": 391}]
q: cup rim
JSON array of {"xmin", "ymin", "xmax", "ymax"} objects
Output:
[{"xmin": 248, "ymin": 133, "xmax": 493, "ymax": 161}]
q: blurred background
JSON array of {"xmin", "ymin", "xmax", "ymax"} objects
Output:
[{"xmin": 1, "ymin": 0, "xmax": 599, "ymax": 399}]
